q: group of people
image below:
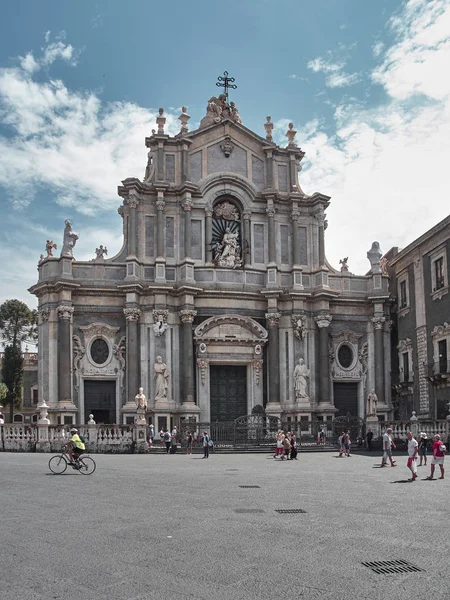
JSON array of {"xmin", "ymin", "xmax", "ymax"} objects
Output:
[
  {"xmin": 146, "ymin": 424, "xmax": 214, "ymax": 456},
  {"xmin": 382, "ymin": 427, "xmax": 446, "ymax": 481},
  {"xmin": 273, "ymin": 430, "xmax": 298, "ymax": 460}
]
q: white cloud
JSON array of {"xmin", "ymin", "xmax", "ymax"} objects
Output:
[
  {"xmin": 298, "ymin": 0, "xmax": 450, "ymax": 274},
  {"xmin": 372, "ymin": 41, "xmax": 384, "ymax": 57},
  {"xmin": 288, "ymin": 74, "xmax": 309, "ymax": 83},
  {"xmin": 0, "ymin": 38, "xmax": 180, "ymax": 214},
  {"xmin": 326, "ymin": 71, "xmax": 360, "ymax": 88},
  {"xmin": 307, "ymin": 57, "xmax": 344, "ymax": 74},
  {"xmin": 307, "ymin": 54, "xmax": 359, "ymax": 88}
]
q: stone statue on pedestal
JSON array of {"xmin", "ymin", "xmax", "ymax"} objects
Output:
[
  {"xmin": 61, "ymin": 220, "xmax": 79, "ymax": 257},
  {"xmin": 367, "ymin": 389, "xmax": 378, "ymax": 416},
  {"xmin": 293, "ymin": 358, "xmax": 310, "ymax": 399},
  {"xmin": 154, "ymin": 356, "xmax": 170, "ymax": 401},
  {"xmin": 135, "ymin": 387, "xmax": 147, "ymax": 421}
]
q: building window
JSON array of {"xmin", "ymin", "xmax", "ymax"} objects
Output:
[
  {"xmin": 438, "ymin": 339, "xmax": 448, "ymax": 374},
  {"xmin": 402, "ymin": 353, "xmax": 410, "ymax": 382},
  {"xmin": 430, "ymin": 245, "xmax": 448, "ymax": 298},
  {"xmin": 399, "ymin": 280, "xmax": 407, "ymax": 308},
  {"xmin": 13, "ymin": 414, "xmax": 24, "ymax": 423},
  {"xmin": 435, "ymin": 257, "xmax": 445, "ymax": 290},
  {"xmin": 338, "ymin": 344, "xmax": 353, "ymax": 369},
  {"xmin": 32, "ymin": 389, "xmax": 38, "ymax": 404}
]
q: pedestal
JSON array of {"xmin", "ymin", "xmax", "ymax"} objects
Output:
[
  {"xmin": 366, "ymin": 415, "xmax": 380, "ymax": 439},
  {"xmin": 134, "ymin": 423, "xmax": 149, "ymax": 452}
]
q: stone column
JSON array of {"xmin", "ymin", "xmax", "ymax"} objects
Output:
[
  {"xmin": 314, "ymin": 315, "xmax": 332, "ymax": 404},
  {"xmin": 291, "ymin": 210, "xmax": 300, "ymax": 265},
  {"xmin": 181, "ymin": 142, "xmax": 189, "ymax": 183},
  {"xmin": 205, "ymin": 206, "xmax": 213, "ymax": 263},
  {"xmin": 243, "ymin": 211, "xmax": 251, "ymax": 266},
  {"xmin": 182, "ymin": 193, "xmax": 193, "ymax": 259},
  {"xmin": 127, "ymin": 196, "xmax": 139, "ymax": 257},
  {"xmin": 124, "ymin": 308, "xmax": 141, "ymax": 405},
  {"xmin": 266, "ymin": 312, "xmax": 281, "ymax": 406},
  {"xmin": 156, "ymin": 193, "xmax": 165, "ymax": 258},
  {"xmin": 316, "ymin": 209, "xmax": 326, "ymax": 267},
  {"xmin": 372, "ymin": 316, "xmax": 386, "ymax": 406},
  {"xmin": 179, "ymin": 309, "xmax": 197, "ymax": 406},
  {"xmin": 267, "ymin": 205, "xmax": 276, "ymax": 263},
  {"xmin": 57, "ymin": 306, "xmax": 74, "ymax": 404},
  {"xmin": 266, "ymin": 150, "xmax": 274, "ymax": 188}
]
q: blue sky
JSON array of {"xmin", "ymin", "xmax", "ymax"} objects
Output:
[{"xmin": 1, "ymin": 0, "xmax": 449, "ymax": 307}]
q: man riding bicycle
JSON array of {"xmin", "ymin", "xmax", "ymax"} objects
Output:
[{"xmin": 64, "ymin": 428, "xmax": 85, "ymax": 463}]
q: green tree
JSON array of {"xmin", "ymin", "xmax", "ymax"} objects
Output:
[
  {"xmin": 0, "ymin": 300, "xmax": 37, "ymax": 421},
  {"xmin": 0, "ymin": 299, "xmax": 37, "ymax": 348},
  {"xmin": 0, "ymin": 382, "xmax": 7, "ymax": 403},
  {"xmin": 1, "ymin": 345, "xmax": 23, "ymax": 421}
]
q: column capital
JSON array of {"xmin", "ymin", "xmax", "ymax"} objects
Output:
[
  {"xmin": 180, "ymin": 309, "xmax": 197, "ymax": 323},
  {"xmin": 291, "ymin": 210, "xmax": 300, "ymax": 222},
  {"xmin": 57, "ymin": 305, "xmax": 74, "ymax": 321},
  {"xmin": 39, "ymin": 307, "xmax": 50, "ymax": 324},
  {"xmin": 181, "ymin": 198, "xmax": 193, "ymax": 211},
  {"xmin": 156, "ymin": 199, "xmax": 165, "ymax": 211},
  {"xmin": 266, "ymin": 206, "xmax": 276, "ymax": 218},
  {"xmin": 127, "ymin": 196, "xmax": 139, "ymax": 209},
  {"xmin": 315, "ymin": 210, "xmax": 326, "ymax": 226},
  {"xmin": 118, "ymin": 205, "xmax": 124, "ymax": 218},
  {"xmin": 123, "ymin": 307, "xmax": 141, "ymax": 322},
  {"xmin": 205, "ymin": 205, "xmax": 213, "ymax": 218},
  {"xmin": 265, "ymin": 312, "xmax": 281, "ymax": 328},
  {"xmin": 372, "ymin": 316, "xmax": 386, "ymax": 330},
  {"xmin": 243, "ymin": 211, "xmax": 251, "ymax": 221},
  {"xmin": 314, "ymin": 314, "xmax": 332, "ymax": 328}
]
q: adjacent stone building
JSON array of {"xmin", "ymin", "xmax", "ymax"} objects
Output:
[
  {"xmin": 388, "ymin": 215, "xmax": 450, "ymax": 420},
  {"xmin": 29, "ymin": 93, "xmax": 394, "ymax": 431}
]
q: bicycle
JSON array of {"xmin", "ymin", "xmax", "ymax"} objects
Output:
[{"xmin": 48, "ymin": 448, "xmax": 96, "ymax": 475}]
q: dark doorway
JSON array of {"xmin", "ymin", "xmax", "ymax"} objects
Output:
[
  {"xmin": 333, "ymin": 382, "xmax": 358, "ymax": 417},
  {"xmin": 84, "ymin": 380, "xmax": 116, "ymax": 424},
  {"xmin": 210, "ymin": 365, "xmax": 247, "ymax": 421}
]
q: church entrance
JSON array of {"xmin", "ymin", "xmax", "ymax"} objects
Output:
[
  {"xmin": 84, "ymin": 380, "xmax": 116, "ymax": 424},
  {"xmin": 209, "ymin": 365, "xmax": 247, "ymax": 421},
  {"xmin": 333, "ymin": 382, "xmax": 358, "ymax": 417}
]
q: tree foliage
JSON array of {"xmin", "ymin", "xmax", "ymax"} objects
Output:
[
  {"xmin": 0, "ymin": 382, "xmax": 7, "ymax": 403},
  {"xmin": 0, "ymin": 299, "xmax": 37, "ymax": 348},
  {"xmin": 1, "ymin": 345, "xmax": 23, "ymax": 420}
]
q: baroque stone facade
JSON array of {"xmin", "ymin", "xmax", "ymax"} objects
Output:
[{"xmin": 29, "ymin": 95, "xmax": 394, "ymax": 429}]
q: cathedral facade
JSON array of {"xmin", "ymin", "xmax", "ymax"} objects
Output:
[{"xmin": 30, "ymin": 94, "xmax": 393, "ymax": 431}]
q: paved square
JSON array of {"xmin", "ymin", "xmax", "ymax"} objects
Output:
[{"xmin": 1, "ymin": 451, "xmax": 448, "ymax": 600}]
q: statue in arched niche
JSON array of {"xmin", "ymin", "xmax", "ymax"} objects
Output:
[{"xmin": 211, "ymin": 198, "xmax": 242, "ymax": 269}]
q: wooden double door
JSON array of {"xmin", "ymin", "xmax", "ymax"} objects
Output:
[{"xmin": 209, "ymin": 365, "xmax": 247, "ymax": 422}]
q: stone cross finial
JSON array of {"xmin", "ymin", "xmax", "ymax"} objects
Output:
[
  {"xmin": 156, "ymin": 108, "xmax": 166, "ymax": 135},
  {"xmin": 286, "ymin": 122, "xmax": 297, "ymax": 146},
  {"xmin": 264, "ymin": 116, "xmax": 274, "ymax": 142},
  {"xmin": 178, "ymin": 106, "xmax": 190, "ymax": 135}
]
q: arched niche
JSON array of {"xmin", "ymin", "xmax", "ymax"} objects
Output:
[{"xmin": 211, "ymin": 195, "xmax": 243, "ymax": 269}]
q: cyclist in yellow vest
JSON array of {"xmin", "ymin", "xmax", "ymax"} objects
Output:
[{"xmin": 64, "ymin": 428, "xmax": 85, "ymax": 463}]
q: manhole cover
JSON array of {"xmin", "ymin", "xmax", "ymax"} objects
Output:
[
  {"xmin": 275, "ymin": 509, "xmax": 307, "ymax": 514},
  {"xmin": 239, "ymin": 485, "xmax": 260, "ymax": 488},
  {"xmin": 226, "ymin": 469, "xmax": 238, "ymax": 471},
  {"xmin": 234, "ymin": 509, "xmax": 265, "ymax": 514},
  {"xmin": 362, "ymin": 560, "xmax": 424, "ymax": 575}
]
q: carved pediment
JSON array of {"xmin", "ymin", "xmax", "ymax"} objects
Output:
[
  {"xmin": 330, "ymin": 330, "xmax": 363, "ymax": 344},
  {"xmin": 79, "ymin": 322, "xmax": 120, "ymax": 342},
  {"xmin": 194, "ymin": 315, "xmax": 268, "ymax": 343}
]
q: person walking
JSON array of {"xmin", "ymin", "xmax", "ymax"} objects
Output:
[
  {"xmin": 366, "ymin": 427, "xmax": 373, "ymax": 451},
  {"xmin": 290, "ymin": 432, "xmax": 298, "ymax": 460},
  {"xmin": 185, "ymin": 430, "xmax": 193, "ymax": 455},
  {"xmin": 274, "ymin": 430, "xmax": 284, "ymax": 459},
  {"xmin": 148, "ymin": 423, "xmax": 155, "ymax": 446},
  {"xmin": 418, "ymin": 432, "xmax": 428, "ymax": 467},
  {"xmin": 163, "ymin": 429, "xmax": 171, "ymax": 454},
  {"xmin": 159, "ymin": 428, "xmax": 165, "ymax": 449},
  {"xmin": 426, "ymin": 434, "xmax": 446, "ymax": 480},
  {"xmin": 381, "ymin": 427, "xmax": 396, "ymax": 467},
  {"xmin": 170, "ymin": 426, "xmax": 178, "ymax": 454},
  {"xmin": 406, "ymin": 431, "xmax": 418, "ymax": 481},
  {"xmin": 343, "ymin": 430, "xmax": 351, "ymax": 457},
  {"xmin": 201, "ymin": 431, "xmax": 210, "ymax": 458},
  {"xmin": 283, "ymin": 433, "xmax": 291, "ymax": 460},
  {"xmin": 338, "ymin": 432, "xmax": 345, "ymax": 457}
]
